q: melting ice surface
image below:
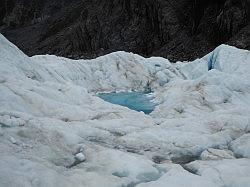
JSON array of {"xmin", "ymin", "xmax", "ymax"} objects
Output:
[{"xmin": 98, "ymin": 92, "xmax": 156, "ymax": 114}]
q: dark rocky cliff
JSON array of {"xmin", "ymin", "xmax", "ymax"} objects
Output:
[{"xmin": 1, "ymin": 0, "xmax": 249, "ymax": 61}]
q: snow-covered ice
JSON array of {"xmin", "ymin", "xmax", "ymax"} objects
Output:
[{"xmin": 0, "ymin": 33, "xmax": 250, "ymax": 187}]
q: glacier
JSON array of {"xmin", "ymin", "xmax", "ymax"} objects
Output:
[{"xmin": 0, "ymin": 33, "xmax": 250, "ymax": 187}]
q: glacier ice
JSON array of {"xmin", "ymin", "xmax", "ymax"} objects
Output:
[
  {"xmin": 0, "ymin": 33, "xmax": 250, "ymax": 187},
  {"xmin": 98, "ymin": 92, "xmax": 156, "ymax": 114}
]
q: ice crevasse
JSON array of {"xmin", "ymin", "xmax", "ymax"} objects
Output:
[{"xmin": 1, "ymin": 33, "xmax": 250, "ymax": 187}]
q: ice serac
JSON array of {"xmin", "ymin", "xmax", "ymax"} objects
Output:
[{"xmin": 0, "ymin": 34, "xmax": 250, "ymax": 187}]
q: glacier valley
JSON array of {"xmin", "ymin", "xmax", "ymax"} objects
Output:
[{"xmin": 0, "ymin": 34, "xmax": 250, "ymax": 187}]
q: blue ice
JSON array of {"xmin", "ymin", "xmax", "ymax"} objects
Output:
[{"xmin": 98, "ymin": 92, "xmax": 156, "ymax": 114}]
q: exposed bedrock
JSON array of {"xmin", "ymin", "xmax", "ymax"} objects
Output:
[{"xmin": 1, "ymin": 0, "xmax": 250, "ymax": 61}]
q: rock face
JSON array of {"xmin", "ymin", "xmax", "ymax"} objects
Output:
[{"xmin": 1, "ymin": 0, "xmax": 250, "ymax": 61}]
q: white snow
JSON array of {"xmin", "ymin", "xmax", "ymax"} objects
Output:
[
  {"xmin": 200, "ymin": 148, "xmax": 235, "ymax": 160},
  {"xmin": 137, "ymin": 165, "xmax": 222, "ymax": 187},
  {"xmin": 230, "ymin": 133, "xmax": 250, "ymax": 158},
  {"xmin": 75, "ymin": 152, "xmax": 86, "ymax": 162},
  {"xmin": 186, "ymin": 159, "xmax": 250, "ymax": 187},
  {"xmin": 1, "ymin": 33, "xmax": 250, "ymax": 186}
]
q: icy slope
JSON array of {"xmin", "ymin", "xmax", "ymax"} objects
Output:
[
  {"xmin": 1, "ymin": 34, "xmax": 175, "ymax": 92},
  {"xmin": 1, "ymin": 34, "xmax": 250, "ymax": 187}
]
